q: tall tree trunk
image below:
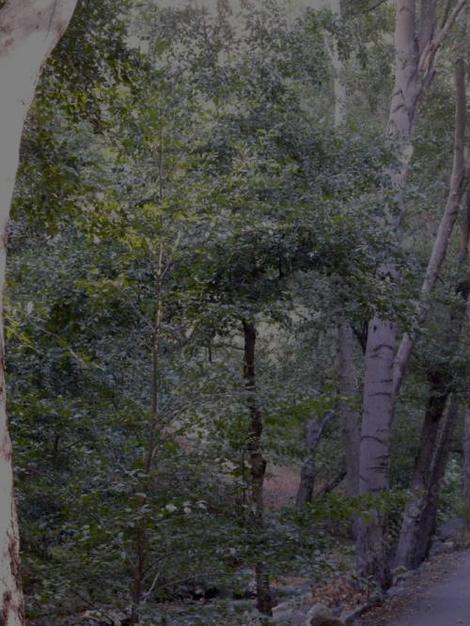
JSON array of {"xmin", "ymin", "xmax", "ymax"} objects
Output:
[
  {"xmin": 395, "ymin": 61, "xmax": 468, "ymax": 568},
  {"xmin": 357, "ymin": 2, "xmax": 466, "ymax": 585},
  {"xmin": 337, "ymin": 323, "xmax": 360, "ymax": 496},
  {"xmin": 464, "ymin": 407, "xmax": 470, "ymax": 510},
  {"xmin": 242, "ymin": 320, "xmax": 272, "ymax": 618},
  {"xmin": 396, "ymin": 397, "xmax": 460, "ymax": 568},
  {"xmin": 326, "ymin": 0, "xmax": 361, "ymax": 498},
  {"xmin": 130, "ymin": 248, "xmax": 165, "ymax": 625},
  {"xmin": 0, "ymin": 2, "xmax": 78, "ymax": 623},
  {"xmin": 393, "ymin": 58, "xmax": 468, "ymax": 396},
  {"xmin": 415, "ymin": 397, "xmax": 460, "ymax": 564}
]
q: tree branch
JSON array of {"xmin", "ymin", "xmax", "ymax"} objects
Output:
[{"xmin": 393, "ymin": 59, "xmax": 467, "ymax": 396}]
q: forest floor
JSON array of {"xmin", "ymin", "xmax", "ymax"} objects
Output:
[{"xmin": 362, "ymin": 549, "xmax": 470, "ymax": 625}]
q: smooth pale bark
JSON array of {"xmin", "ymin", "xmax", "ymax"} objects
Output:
[
  {"xmin": 395, "ymin": 63, "xmax": 468, "ymax": 568},
  {"xmin": 357, "ymin": 0, "xmax": 466, "ymax": 586},
  {"xmin": 393, "ymin": 59, "xmax": 467, "ymax": 397},
  {"xmin": 0, "ymin": 2, "xmax": 78, "ymax": 624},
  {"xmin": 242, "ymin": 320, "xmax": 272, "ymax": 618}
]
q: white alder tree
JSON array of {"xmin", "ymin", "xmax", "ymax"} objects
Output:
[
  {"xmin": 0, "ymin": 2, "xmax": 78, "ymax": 624},
  {"xmin": 357, "ymin": 0, "xmax": 467, "ymax": 586}
]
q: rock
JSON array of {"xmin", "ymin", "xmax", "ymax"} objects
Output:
[
  {"xmin": 275, "ymin": 584, "xmax": 312, "ymax": 599},
  {"xmin": 437, "ymin": 517, "xmax": 465, "ymax": 541},
  {"xmin": 272, "ymin": 592, "xmax": 313, "ymax": 625},
  {"xmin": 273, "ymin": 608, "xmax": 308, "ymax": 625},
  {"xmin": 429, "ymin": 537, "xmax": 445, "ymax": 557},
  {"xmin": 387, "ymin": 585, "xmax": 406, "ymax": 599},
  {"xmin": 430, "ymin": 538, "xmax": 456, "ymax": 557},
  {"xmin": 392, "ymin": 569, "xmax": 413, "ymax": 585},
  {"xmin": 306, "ymin": 604, "xmax": 344, "ymax": 626},
  {"xmin": 340, "ymin": 605, "xmax": 369, "ymax": 625}
]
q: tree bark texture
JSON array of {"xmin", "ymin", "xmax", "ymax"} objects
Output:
[
  {"xmin": 0, "ymin": 2, "xmax": 78, "ymax": 624},
  {"xmin": 464, "ymin": 407, "xmax": 470, "ymax": 509},
  {"xmin": 393, "ymin": 59, "xmax": 467, "ymax": 397},
  {"xmin": 242, "ymin": 320, "xmax": 272, "ymax": 617},
  {"xmin": 395, "ymin": 63, "xmax": 468, "ymax": 568},
  {"xmin": 396, "ymin": 398, "xmax": 460, "ymax": 569},
  {"xmin": 357, "ymin": 1, "xmax": 466, "ymax": 585}
]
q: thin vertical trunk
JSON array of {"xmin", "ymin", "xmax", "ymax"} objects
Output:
[
  {"xmin": 327, "ymin": 0, "xmax": 361, "ymax": 498},
  {"xmin": 396, "ymin": 397, "xmax": 460, "ymax": 568},
  {"xmin": 0, "ymin": 3, "xmax": 78, "ymax": 623},
  {"xmin": 242, "ymin": 320, "xmax": 272, "ymax": 618},
  {"xmin": 393, "ymin": 58, "xmax": 467, "ymax": 396},
  {"xmin": 416, "ymin": 397, "xmax": 460, "ymax": 563},
  {"xmin": 357, "ymin": 2, "xmax": 466, "ymax": 585},
  {"xmin": 130, "ymin": 254, "xmax": 164, "ymax": 625},
  {"xmin": 295, "ymin": 422, "xmax": 317, "ymax": 508},
  {"xmin": 296, "ymin": 412, "xmax": 334, "ymax": 506},
  {"xmin": 394, "ymin": 374, "xmax": 451, "ymax": 568},
  {"xmin": 131, "ymin": 130, "xmax": 166, "ymax": 622},
  {"xmin": 464, "ymin": 408, "xmax": 470, "ymax": 509},
  {"xmin": 337, "ymin": 323, "xmax": 360, "ymax": 497}
]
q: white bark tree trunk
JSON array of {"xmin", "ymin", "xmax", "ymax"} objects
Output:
[
  {"xmin": 357, "ymin": 0, "xmax": 466, "ymax": 584},
  {"xmin": 0, "ymin": 2, "xmax": 78, "ymax": 623},
  {"xmin": 392, "ymin": 58, "xmax": 467, "ymax": 397},
  {"xmin": 392, "ymin": 58, "xmax": 467, "ymax": 571}
]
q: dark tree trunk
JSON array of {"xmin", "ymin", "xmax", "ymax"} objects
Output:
[
  {"xmin": 395, "ymin": 396, "xmax": 458, "ymax": 569},
  {"xmin": 242, "ymin": 320, "xmax": 272, "ymax": 617},
  {"xmin": 296, "ymin": 413, "xmax": 334, "ymax": 507},
  {"xmin": 337, "ymin": 323, "xmax": 360, "ymax": 497},
  {"xmin": 464, "ymin": 408, "xmax": 470, "ymax": 509}
]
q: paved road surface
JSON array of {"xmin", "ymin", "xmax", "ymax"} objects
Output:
[{"xmin": 389, "ymin": 553, "xmax": 470, "ymax": 625}]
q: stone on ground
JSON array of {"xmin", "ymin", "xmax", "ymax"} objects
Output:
[{"xmin": 306, "ymin": 604, "xmax": 344, "ymax": 626}]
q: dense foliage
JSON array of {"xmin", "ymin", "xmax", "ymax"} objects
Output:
[{"xmin": 4, "ymin": 0, "xmax": 470, "ymax": 624}]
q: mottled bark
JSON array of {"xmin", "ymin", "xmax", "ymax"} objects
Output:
[
  {"xmin": 242, "ymin": 320, "xmax": 272, "ymax": 617},
  {"xmin": 357, "ymin": 1, "xmax": 466, "ymax": 585},
  {"xmin": 358, "ymin": 2, "xmax": 422, "ymax": 581},
  {"xmin": 393, "ymin": 59, "xmax": 467, "ymax": 397},
  {"xmin": 0, "ymin": 2, "xmax": 78, "ymax": 624},
  {"xmin": 357, "ymin": 316, "xmax": 397, "ymax": 587},
  {"xmin": 395, "ymin": 64, "xmax": 468, "ymax": 568}
]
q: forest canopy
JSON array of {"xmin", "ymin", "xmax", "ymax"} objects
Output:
[{"xmin": 0, "ymin": 0, "xmax": 469, "ymax": 625}]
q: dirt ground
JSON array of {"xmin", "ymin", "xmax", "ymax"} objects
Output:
[{"xmin": 361, "ymin": 549, "xmax": 470, "ymax": 626}]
